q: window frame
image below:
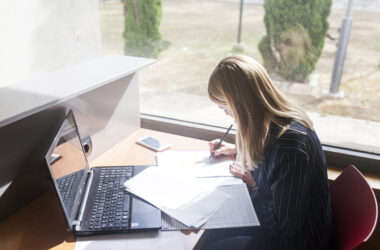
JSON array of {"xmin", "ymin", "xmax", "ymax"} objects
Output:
[{"xmin": 141, "ymin": 113, "xmax": 380, "ymax": 173}]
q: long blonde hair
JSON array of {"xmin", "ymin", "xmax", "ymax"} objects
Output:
[{"xmin": 208, "ymin": 55, "xmax": 313, "ymax": 169}]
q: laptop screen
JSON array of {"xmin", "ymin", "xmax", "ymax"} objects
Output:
[{"xmin": 45, "ymin": 111, "xmax": 88, "ymax": 229}]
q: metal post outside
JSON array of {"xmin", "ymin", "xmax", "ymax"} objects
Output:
[
  {"xmin": 233, "ymin": 0, "xmax": 245, "ymax": 51},
  {"xmin": 329, "ymin": 0, "xmax": 354, "ymax": 95}
]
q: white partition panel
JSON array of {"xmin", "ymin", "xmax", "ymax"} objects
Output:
[{"xmin": 0, "ymin": 55, "xmax": 155, "ymax": 159}]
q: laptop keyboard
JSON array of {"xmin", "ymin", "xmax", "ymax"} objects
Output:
[
  {"xmin": 57, "ymin": 171, "xmax": 81, "ymax": 205},
  {"xmin": 89, "ymin": 167, "xmax": 133, "ymax": 230}
]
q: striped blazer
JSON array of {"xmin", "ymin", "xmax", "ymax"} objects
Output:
[{"xmin": 250, "ymin": 121, "xmax": 332, "ymax": 249}]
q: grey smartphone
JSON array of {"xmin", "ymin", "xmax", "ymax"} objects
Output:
[{"xmin": 136, "ymin": 136, "xmax": 171, "ymax": 152}]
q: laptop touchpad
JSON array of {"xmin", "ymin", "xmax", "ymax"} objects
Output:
[{"xmin": 131, "ymin": 196, "xmax": 161, "ymax": 229}]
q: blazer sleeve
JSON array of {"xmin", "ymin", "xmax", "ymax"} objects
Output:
[{"xmin": 263, "ymin": 149, "xmax": 311, "ymax": 238}]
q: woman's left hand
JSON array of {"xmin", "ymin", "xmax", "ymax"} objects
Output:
[{"xmin": 229, "ymin": 162, "xmax": 255, "ymax": 187}]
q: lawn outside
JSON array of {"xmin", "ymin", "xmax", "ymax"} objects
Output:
[{"xmin": 100, "ymin": 0, "xmax": 380, "ymax": 153}]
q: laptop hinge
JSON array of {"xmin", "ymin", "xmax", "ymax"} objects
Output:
[
  {"xmin": 76, "ymin": 170, "xmax": 94, "ymax": 222},
  {"xmin": 73, "ymin": 220, "xmax": 81, "ymax": 226}
]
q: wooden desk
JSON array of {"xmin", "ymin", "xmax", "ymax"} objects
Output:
[
  {"xmin": 2, "ymin": 128, "xmax": 379, "ymax": 250},
  {"xmin": 0, "ymin": 128, "xmax": 206, "ymax": 250}
]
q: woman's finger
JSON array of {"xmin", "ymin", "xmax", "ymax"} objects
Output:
[
  {"xmin": 229, "ymin": 164, "xmax": 242, "ymax": 178},
  {"xmin": 209, "ymin": 139, "xmax": 220, "ymax": 147},
  {"xmin": 230, "ymin": 163, "xmax": 242, "ymax": 172},
  {"xmin": 230, "ymin": 169, "xmax": 241, "ymax": 178},
  {"xmin": 209, "ymin": 139, "xmax": 222, "ymax": 152},
  {"xmin": 229, "ymin": 164, "xmax": 236, "ymax": 173},
  {"xmin": 214, "ymin": 148, "xmax": 225, "ymax": 156}
]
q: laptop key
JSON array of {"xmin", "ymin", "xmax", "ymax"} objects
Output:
[{"xmin": 119, "ymin": 178, "xmax": 126, "ymax": 186}]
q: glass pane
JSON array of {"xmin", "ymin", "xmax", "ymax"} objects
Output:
[
  {"xmin": 46, "ymin": 114, "xmax": 87, "ymax": 222},
  {"xmin": 0, "ymin": 1, "xmax": 102, "ymax": 87},
  {"xmin": 100, "ymin": 0, "xmax": 380, "ymax": 154}
]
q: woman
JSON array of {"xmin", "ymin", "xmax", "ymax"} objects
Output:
[{"xmin": 200, "ymin": 55, "xmax": 332, "ymax": 249}]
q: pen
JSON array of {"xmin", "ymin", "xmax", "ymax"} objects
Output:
[{"xmin": 210, "ymin": 124, "xmax": 233, "ymax": 159}]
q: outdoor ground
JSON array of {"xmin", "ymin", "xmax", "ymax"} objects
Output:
[{"xmin": 99, "ymin": 0, "xmax": 380, "ymax": 123}]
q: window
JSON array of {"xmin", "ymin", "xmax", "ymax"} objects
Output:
[
  {"xmin": 100, "ymin": 0, "xmax": 380, "ymax": 158},
  {"xmin": 2, "ymin": 0, "xmax": 377, "ymax": 161},
  {"xmin": 0, "ymin": 0, "xmax": 102, "ymax": 87}
]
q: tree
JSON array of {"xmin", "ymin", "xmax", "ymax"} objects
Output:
[
  {"xmin": 258, "ymin": 0, "xmax": 332, "ymax": 82},
  {"xmin": 122, "ymin": 0, "xmax": 163, "ymax": 58}
]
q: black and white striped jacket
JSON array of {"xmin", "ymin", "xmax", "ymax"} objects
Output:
[{"xmin": 250, "ymin": 121, "xmax": 332, "ymax": 250}]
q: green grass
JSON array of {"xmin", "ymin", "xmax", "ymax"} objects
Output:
[{"xmin": 99, "ymin": 0, "xmax": 380, "ymax": 122}]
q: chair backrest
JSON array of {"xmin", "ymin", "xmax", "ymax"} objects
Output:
[{"xmin": 329, "ymin": 165, "xmax": 378, "ymax": 250}]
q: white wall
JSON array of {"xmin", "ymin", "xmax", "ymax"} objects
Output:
[{"xmin": 0, "ymin": 0, "xmax": 102, "ymax": 87}]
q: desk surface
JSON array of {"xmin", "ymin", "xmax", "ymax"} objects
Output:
[
  {"xmin": 0, "ymin": 128, "xmax": 207, "ymax": 250},
  {"xmin": 2, "ymin": 128, "xmax": 380, "ymax": 250}
]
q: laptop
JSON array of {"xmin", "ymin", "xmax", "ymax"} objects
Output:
[{"xmin": 44, "ymin": 110, "xmax": 161, "ymax": 236}]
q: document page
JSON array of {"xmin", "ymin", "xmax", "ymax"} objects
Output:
[
  {"xmin": 124, "ymin": 167, "xmax": 230, "ymax": 227},
  {"xmin": 157, "ymin": 151, "xmax": 234, "ymax": 178},
  {"xmin": 75, "ymin": 231, "xmax": 184, "ymax": 250}
]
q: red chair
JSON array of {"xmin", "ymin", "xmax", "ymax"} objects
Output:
[{"xmin": 329, "ymin": 165, "xmax": 378, "ymax": 250}]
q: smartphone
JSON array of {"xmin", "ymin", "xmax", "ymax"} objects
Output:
[{"xmin": 136, "ymin": 136, "xmax": 171, "ymax": 152}]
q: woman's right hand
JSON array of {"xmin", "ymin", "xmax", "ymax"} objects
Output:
[{"xmin": 209, "ymin": 139, "xmax": 237, "ymax": 159}]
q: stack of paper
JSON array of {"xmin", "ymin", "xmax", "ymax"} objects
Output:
[
  {"xmin": 124, "ymin": 167, "xmax": 230, "ymax": 227},
  {"xmin": 157, "ymin": 151, "xmax": 234, "ymax": 178}
]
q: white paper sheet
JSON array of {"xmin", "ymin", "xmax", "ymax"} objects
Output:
[
  {"xmin": 196, "ymin": 176, "xmax": 243, "ymax": 188},
  {"xmin": 124, "ymin": 167, "xmax": 230, "ymax": 227},
  {"xmin": 157, "ymin": 151, "xmax": 234, "ymax": 178},
  {"xmin": 75, "ymin": 231, "xmax": 184, "ymax": 250}
]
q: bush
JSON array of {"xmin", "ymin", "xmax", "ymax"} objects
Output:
[
  {"xmin": 122, "ymin": 0, "xmax": 163, "ymax": 58},
  {"xmin": 258, "ymin": 0, "xmax": 332, "ymax": 82}
]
